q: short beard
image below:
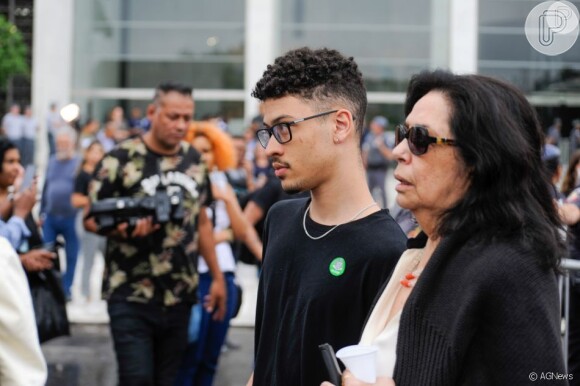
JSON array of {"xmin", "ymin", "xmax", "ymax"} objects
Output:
[{"xmin": 281, "ymin": 181, "xmax": 305, "ymax": 195}]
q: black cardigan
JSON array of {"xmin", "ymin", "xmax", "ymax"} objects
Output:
[{"xmin": 380, "ymin": 233, "xmax": 567, "ymax": 385}]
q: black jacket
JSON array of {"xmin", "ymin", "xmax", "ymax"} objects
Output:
[{"xmin": 386, "ymin": 232, "xmax": 566, "ymax": 385}]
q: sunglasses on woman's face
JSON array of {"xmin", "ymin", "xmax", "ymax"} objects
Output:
[{"xmin": 395, "ymin": 124, "xmax": 457, "ymax": 156}]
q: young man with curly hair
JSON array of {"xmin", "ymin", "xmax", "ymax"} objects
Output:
[{"xmin": 246, "ymin": 47, "xmax": 407, "ymax": 386}]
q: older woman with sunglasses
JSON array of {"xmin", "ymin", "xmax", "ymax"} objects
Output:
[{"xmin": 323, "ymin": 70, "xmax": 566, "ymax": 386}]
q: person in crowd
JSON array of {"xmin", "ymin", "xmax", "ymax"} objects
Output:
[
  {"xmin": 541, "ymin": 144, "xmax": 580, "ymax": 226},
  {"xmin": 40, "ymin": 127, "xmax": 82, "ymax": 301},
  {"xmin": 227, "ymin": 135, "xmax": 254, "ymax": 202},
  {"xmin": 0, "ymin": 140, "xmax": 51, "ymax": 385},
  {"xmin": 251, "ymin": 145, "xmax": 271, "ymax": 191},
  {"xmin": 71, "ymin": 140, "xmax": 106, "ymax": 304},
  {"xmin": 388, "ymin": 202, "xmax": 420, "ymax": 237},
  {"xmin": 0, "ymin": 139, "xmax": 56, "ymax": 272},
  {"xmin": 1, "ymin": 104, "xmax": 23, "ymax": 155},
  {"xmin": 569, "ymin": 119, "xmax": 580, "ymax": 159},
  {"xmin": 21, "ymin": 105, "xmax": 37, "ymax": 167},
  {"xmin": 543, "ymin": 143, "xmax": 565, "ymax": 200},
  {"xmin": 86, "ymin": 81, "xmax": 226, "ymax": 386},
  {"xmin": 78, "ymin": 118, "xmax": 102, "ymax": 149},
  {"xmin": 108, "ymin": 105, "xmax": 130, "ymax": 143},
  {"xmin": 546, "ymin": 117, "xmax": 562, "ymax": 146},
  {"xmin": 46, "ymin": 102, "xmax": 64, "ymax": 156},
  {"xmin": 96, "ymin": 119, "xmax": 116, "ymax": 153},
  {"xmin": 563, "ymin": 150, "xmax": 580, "ymax": 197},
  {"xmin": 243, "ymin": 115, "xmax": 262, "ymax": 163},
  {"xmin": 324, "ymin": 70, "xmax": 566, "ymax": 386},
  {"xmin": 238, "ymin": 174, "xmax": 310, "ymax": 268},
  {"xmin": 362, "ymin": 116, "xmax": 395, "ymax": 208},
  {"xmin": 0, "ymin": 237, "xmax": 48, "ymax": 386},
  {"xmin": 128, "ymin": 106, "xmax": 150, "ymax": 136},
  {"xmin": 544, "ymin": 143, "xmax": 580, "ymax": 382},
  {"xmin": 176, "ymin": 122, "xmax": 262, "ymax": 386},
  {"xmin": 0, "ymin": 139, "xmax": 37, "ymax": 249},
  {"xmin": 562, "ymin": 149, "xmax": 580, "ymax": 383},
  {"xmin": 246, "ymin": 47, "xmax": 406, "ymax": 386}
]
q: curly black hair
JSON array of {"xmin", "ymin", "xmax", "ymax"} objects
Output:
[{"xmin": 252, "ymin": 47, "xmax": 367, "ymax": 135}]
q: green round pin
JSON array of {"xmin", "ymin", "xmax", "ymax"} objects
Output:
[{"xmin": 329, "ymin": 257, "xmax": 346, "ymax": 277}]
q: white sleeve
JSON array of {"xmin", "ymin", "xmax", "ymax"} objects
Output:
[{"xmin": 0, "ymin": 237, "xmax": 47, "ymax": 386}]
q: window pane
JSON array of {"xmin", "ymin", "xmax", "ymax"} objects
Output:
[
  {"xmin": 73, "ymin": 0, "xmax": 244, "ymax": 90},
  {"xmin": 478, "ymin": 0, "xmax": 580, "ymax": 92},
  {"xmin": 279, "ymin": 0, "xmax": 445, "ymax": 92}
]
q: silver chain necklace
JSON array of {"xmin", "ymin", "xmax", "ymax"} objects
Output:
[{"xmin": 302, "ymin": 202, "xmax": 378, "ymax": 240}]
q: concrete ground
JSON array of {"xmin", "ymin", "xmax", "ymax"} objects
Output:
[
  {"xmin": 43, "ymin": 262, "xmax": 260, "ymax": 386},
  {"xmin": 42, "ymin": 324, "xmax": 255, "ymax": 386}
]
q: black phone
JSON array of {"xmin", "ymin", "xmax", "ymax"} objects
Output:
[
  {"xmin": 20, "ymin": 165, "xmax": 35, "ymax": 190},
  {"xmin": 319, "ymin": 343, "xmax": 342, "ymax": 386}
]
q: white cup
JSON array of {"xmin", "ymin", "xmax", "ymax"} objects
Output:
[{"xmin": 336, "ymin": 345, "xmax": 378, "ymax": 383}]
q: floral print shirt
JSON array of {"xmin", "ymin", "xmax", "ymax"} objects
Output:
[{"xmin": 89, "ymin": 137, "xmax": 210, "ymax": 306}]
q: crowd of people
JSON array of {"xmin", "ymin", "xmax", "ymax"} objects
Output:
[{"xmin": 0, "ymin": 45, "xmax": 578, "ymax": 386}]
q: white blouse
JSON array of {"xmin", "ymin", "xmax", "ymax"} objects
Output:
[
  {"xmin": 359, "ymin": 248, "xmax": 424, "ymax": 378},
  {"xmin": 197, "ymin": 200, "xmax": 237, "ymax": 274}
]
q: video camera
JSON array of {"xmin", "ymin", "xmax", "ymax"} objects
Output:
[{"xmin": 86, "ymin": 189, "xmax": 185, "ymax": 233}]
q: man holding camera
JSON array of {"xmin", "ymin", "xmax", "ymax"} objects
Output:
[{"xmin": 86, "ymin": 82, "xmax": 226, "ymax": 386}]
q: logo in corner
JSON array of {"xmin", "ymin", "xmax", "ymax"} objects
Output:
[
  {"xmin": 329, "ymin": 257, "xmax": 346, "ymax": 277},
  {"xmin": 525, "ymin": 1, "xmax": 580, "ymax": 56}
]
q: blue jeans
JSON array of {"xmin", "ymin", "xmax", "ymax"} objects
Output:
[
  {"xmin": 108, "ymin": 301, "xmax": 192, "ymax": 386},
  {"xmin": 75, "ymin": 212, "xmax": 106, "ymax": 299},
  {"xmin": 174, "ymin": 272, "xmax": 238, "ymax": 386},
  {"xmin": 42, "ymin": 213, "xmax": 79, "ymax": 299}
]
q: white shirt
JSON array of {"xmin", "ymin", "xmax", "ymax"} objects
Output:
[
  {"xmin": 1, "ymin": 113, "xmax": 23, "ymax": 141},
  {"xmin": 22, "ymin": 116, "xmax": 38, "ymax": 139},
  {"xmin": 46, "ymin": 111, "xmax": 63, "ymax": 135},
  {"xmin": 0, "ymin": 237, "xmax": 47, "ymax": 386},
  {"xmin": 359, "ymin": 248, "xmax": 424, "ymax": 378},
  {"xmin": 197, "ymin": 200, "xmax": 237, "ymax": 274}
]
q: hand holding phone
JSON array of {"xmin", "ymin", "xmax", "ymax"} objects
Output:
[
  {"xmin": 319, "ymin": 343, "xmax": 342, "ymax": 386},
  {"xmin": 20, "ymin": 165, "xmax": 36, "ymax": 191}
]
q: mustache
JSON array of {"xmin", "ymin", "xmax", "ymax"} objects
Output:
[{"xmin": 270, "ymin": 157, "xmax": 290, "ymax": 168}]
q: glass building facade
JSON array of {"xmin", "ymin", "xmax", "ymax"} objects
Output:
[
  {"xmin": 478, "ymin": 0, "xmax": 580, "ymax": 137},
  {"xmin": 33, "ymin": 0, "xmax": 580, "ymax": 136},
  {"xmin": 72, "ymin": 0, "xmax": 246, "ymax": 127}
]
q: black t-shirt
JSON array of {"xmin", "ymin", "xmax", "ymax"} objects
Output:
[
  {"xmin": 253, "ymin": 198, "xmax": 407, "ymax": 386},
  {"xmin": 250, "ymin": 176, "xmax": 306, "ymax": 237},
  {"xmin": 237, "ymin": 177, "xmax": 308, "ymax": 265},
  {"xmin": 74, "ymin": 169, "xmax": 92, "ymax": 196}
]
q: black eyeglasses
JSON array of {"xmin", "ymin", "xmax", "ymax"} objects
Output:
[
  {"xmin": 256, "ymin": 110, "xmax": 338, "ymax": 148},
  {"xmin": 395, "ymin": 124, "xmax": 457, "ymax": 156}
]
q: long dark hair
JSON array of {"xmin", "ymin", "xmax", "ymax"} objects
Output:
[{"xmin": 405, "ymin": 70, "xmax": 564, "ymax": 270}]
